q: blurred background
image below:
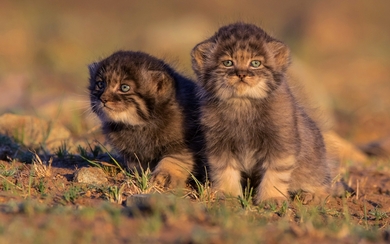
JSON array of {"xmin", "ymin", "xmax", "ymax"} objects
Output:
[{"xmin": 1, "ymin": 0, "xmax": 390, "ymax": 145}]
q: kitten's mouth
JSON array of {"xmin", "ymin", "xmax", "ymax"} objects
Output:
[
  {"xmin": 222, "ymin": 77, "xmax": 263, "ymax": 98},
  {"xmin": 238, "ymin": 79, "xmax": 250, "ymax": 85},
  {"xmin": 101, "ymin": 102, "xmax": 126, "ymax": 112},
  {"xmin": 228, "ymin": 76, "xmax": 253, "ymax": 85},
  {"xmin": 229, "ymin": 78, "xmax": 255, "ymax": 89},
  {"xmin": 102, "ymin": 103, "xmax": 115, "ymax": 111}
]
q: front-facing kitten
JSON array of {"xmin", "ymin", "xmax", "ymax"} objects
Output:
[
  {"xmin": 191, "ymin": 23, "xmax": 331, "ymax": 204},
  {"xmin": 88, "ymin": 51, "xmax": 200, "ymax": 188}
]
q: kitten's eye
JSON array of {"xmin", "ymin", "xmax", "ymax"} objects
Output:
[
  {"xmin": 222, "ymin": 60, "xmax": 234, "ymax": 67},
  {"xmin": 96, "ymin": 81, "xmax": 105, "ymax": 89},
  {"xmin": 250, "ymin": 60, "xmax": 262, "ymax": 68},
  {"xmin": 120, "ymin": 84, "xmax": 131, "ymax": 92}
]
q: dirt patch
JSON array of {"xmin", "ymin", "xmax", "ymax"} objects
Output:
[{"xmin": 0, "ymin": 152, "xmax": 390, "ymax": 243}]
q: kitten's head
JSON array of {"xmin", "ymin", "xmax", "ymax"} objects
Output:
[
  {"xmin": 88, "ymin": 51, "xmax": 175, "ymax": 125},
  {"xmin": 191, "ymin": 23, "xmax": 291, "ymax": 100}
]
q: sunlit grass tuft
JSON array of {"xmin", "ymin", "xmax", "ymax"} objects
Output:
[{"xmin": 32, "ymin": 152, "xmax": 52, "ymax": 178}]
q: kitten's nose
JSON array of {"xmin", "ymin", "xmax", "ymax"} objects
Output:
[
  {"xmin": 100, "ymin": 96, "xmax": 108, "ymax": 104},
  {"xmin": 236, "ymin": 71, "xmax": 247, "ymax": 79}
]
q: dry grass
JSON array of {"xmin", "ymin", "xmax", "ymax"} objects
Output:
[
  {"xmin": 32, "ymin": 152, "xmax": 52, "ymax": 178},
  {"xmin": 0, "ymin": 139, "xmax": 389, "ymax": 243}
]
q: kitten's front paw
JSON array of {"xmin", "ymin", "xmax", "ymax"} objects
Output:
[
  {"xmin": 253, "ymin": 197, "xmax": 288, "ymax": 208},
  {"xmin": 295, "ymin": 191, "xmax": 328, "ymax": 205},
  {"xmin": 299, "ymin": 192, "xmax": 315, "ymax": 205},
  {"xmin": 215, "ymin": 190, "xmax": 226, "ymax": 200},
  {"xmin": 151, "ymin": 169, "xmax": 186, "ymax": 189}
]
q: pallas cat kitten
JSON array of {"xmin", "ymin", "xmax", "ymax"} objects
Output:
[
  {"xmin": 191, "ymin": 23, "xmax": 331, "ymax": 204},
  {"xmin": 88, "ymin": 51, "xmax": 200, "ymax": 188}
]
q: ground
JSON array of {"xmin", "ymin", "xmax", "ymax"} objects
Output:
[{"xmin": 0, "ymin": 138, "xmax": 389, "ymax": 243}]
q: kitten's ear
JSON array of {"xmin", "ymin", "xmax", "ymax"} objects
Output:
[
  {"xmin": 148, "ymin": 71, "xmax": 174, "ymax": 99},
  {"xmin": 268, "ymin": 40, "xmax": 291, "ymax": 72},
  {"xmin": 191, "ymin": 40, "xmax": 215, "ymax": 78},
  {"xmin": 88, "ymin": 62, "xmax": 99, "ymax": 77}
]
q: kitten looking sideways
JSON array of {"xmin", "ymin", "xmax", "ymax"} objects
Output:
[
  {"xmin": 191, "ymin": 23, "xmax": 331, "ymax": 204},
  {"xmin": 88, "ymin": 51, "xmax": 201, "ymax": 188}
]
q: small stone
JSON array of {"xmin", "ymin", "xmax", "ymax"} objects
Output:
[
  {"xmin": 125, "ymin": 194, "xmax": 153, "ymax": 208},
  {"xmin": 73, "ymin": 167, "xmax": 108, "ymax": 185},
  {"xmin": 84, "ymin": 190, "xmax": 92, "ymax": 198},
  {"xmin": 124, "ymin": 194, "xmax": 179, "ymax": 213}
]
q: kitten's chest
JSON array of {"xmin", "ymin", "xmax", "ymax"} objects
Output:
[
  {"xmin": 203, "ymin": 100, "xmax": 267, "ymax": 134},
  {"xmin": 201, "ymin": 100, "xmax": 273, "ymax": 154}
]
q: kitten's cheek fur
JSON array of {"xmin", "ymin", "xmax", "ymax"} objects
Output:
[{"xmin": 99, "ymin": 106, "xmax": 145, "ymax": 125}]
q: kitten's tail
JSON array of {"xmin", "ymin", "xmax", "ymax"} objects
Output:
[
  {"xmin": 323, "ymin": 130, "xmax": 359, "ymax": 197},
  {"xmin": 359, "ymin": 135, "xmax": 390, "ymax": 158}
]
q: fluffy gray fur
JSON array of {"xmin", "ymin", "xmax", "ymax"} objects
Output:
[{"xmin": 191, "ymin": 23, "xmax": 331, "ymax": 204}]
